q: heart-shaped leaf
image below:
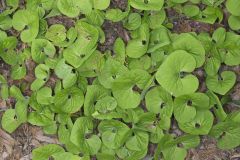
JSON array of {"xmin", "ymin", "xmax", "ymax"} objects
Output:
[
  {"xmin": 156, "ymin": 50, "xmax": 199, "ymax": 97},
  {"xmin": 226, "ymin": 0, "xmax": 240, "ymax": 16},
  {"xmin": 12, "ymin": 10, "xmax": 39, "ymax": 42},
  {"xmin": 31, "ymin": 39, "xmax": 56, "ymax": 63},
  {"xmin": 174, "ymin": 93, "xmax": 210, "ymax": 123},
  {"xmin": 70, "ymin": 117, "xmax": 101, "ymax": 155},
  {"xmin": 84, "ymin": 85, "xmax": 110, "ymax": 116},
  {"xmin": 32, "ymin": 144, "xmax": 65, "ymax": 160},
  {"xmin": 112, "ymin": 69, "xmax": 151, "ymax": 109},
  {"xmin": 63, "ymin": 21, "xmax": 98, "ymax": 68},
  {"xmin": 178, "ymin": 110, "xmax": 214, "ymax": 135},
  {"xmin": 129, "ymin": 0, "xmax": 164, "ymax": 10},
  {"xmin": 53, "ymin": 87, "xmax": 84, "ymax": 113},
  {"xmin": 126, "ymin": 23, "xmax": 150, "ymax": 58},
  {"xmin": 145, "ymin": 86, "xmax": 173, "ymax": 115},
  {"xmin": 171, "ymin": 33, "xmax": 206, "ymax": 67},
  {"xmin": 206, "ymin": 71, "xmax": 236, "ymax": 95},
  {"xmin": 228, "ymin": 15, "xmax": 240, "ymax": 31},
  {"xmin": 57, "ymin": 0, "xmax": 82, "ymax": 18},
  {"xmin": 98, "ymin": 120, "xmax": 131, "ymax": 149},
  {"xmin": 98, "ymin": 58, "xmax": 128, "ymax": 89}
]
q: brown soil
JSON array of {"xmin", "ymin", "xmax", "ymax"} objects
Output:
[
  {"xmin": 47, "ymin": 16, "xmax": 75, "ymax": 29},
  {"xmin": 98, "ymin": 21, "xmax": 129, "ymax": 52},
  {"xmin": 186, "ymin": 136, "xmax": 240, "ymax": 160},
  {"xmin": 1, "ymin": 1, "xmax": 240, "ymax": 160}
]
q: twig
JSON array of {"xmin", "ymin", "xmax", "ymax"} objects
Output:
[{"xmin": 1, "ymin": 0, "xmax": 6, "ymax": 9}]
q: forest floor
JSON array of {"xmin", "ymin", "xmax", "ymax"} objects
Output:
[{"xmin": 1, "ymin": 0, "xmax": 240, "ymax": 160}]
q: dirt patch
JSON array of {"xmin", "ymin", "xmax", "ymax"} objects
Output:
[
  {"xmin": 0, "ymin": 124, "xmax": 59, "ymax": 160},
  {"xmin": 110, "ymin": 0, "xmax": 128, "ymax": 10},
  {"xmin": 186, "ymin": 136, "xmax": 239, "ymax": 160},
  {"xmin": 1, "ymin": 1, "xmax": 240, "ymax": 160},
  {"xmin": 98, "ymin": 21, "xmax": 129, "ymax": 52},
  {"xmin": 166, "ymin": 8, "xmax": 224, "ymax": 34},
  {"xmin": 193, "ymin": 68, "xmax": 207, "ymax": 92},
  {"xmin": 47, "ymin": 16, "xmax": 75, "ymax": 29},
  {"xmin": 97, "ymin": 0, "xmax": 129, "ymax": 52},
  {"xmin": 0, "ymin": 59, "xmax": 10, "ymax": 78}
]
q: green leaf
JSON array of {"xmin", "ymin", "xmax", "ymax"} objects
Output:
[
  {"xmin": 31, "ymin": 64, "xmax": 50, "ymax": 91},
  {"xmin": 10, "ymin": 85, "xmax": 25, "ymax": 101},
  {"xmin": 77, "ymin": 50, "xmax": 105, "ymax": 78},
  {"xmin": 86, "ymin": 10, "xmax": 105, "ymax": 26},
  {"xmin": 128, "ymin": 55, "xmax": 151, "ymax": 70},
  {"xmin": 178, "ymin": 110, "xmax": 214, "ymax": 135},
  {"xmin": 162, "ymin": 146, "xmax": 187, "ymax": 160},
  {"xmin": 15, "ymin": 100, "xmax": 28, "ymax": 123},
  {"xmin": 0, "ymin": 16, "xmax": 12, "ymax": 30},
  {"xmin": 145, "ymin": 86, "xmax": 173, "ymax": 114},
  {"xmin": 54, "ymin": 60, "xmax": 79, "ymax": 89},
  {"xmin": 113, "ymin": 38, "xmax": 126, "ymax": 64},
  {"xmin": 45, "ymin": 24, "xmax": 67, "ymax": 44},
  {"xmin": 228, "ymin": 15, "xmax": 240, "ymax": 31},
  {"xmin": 28, "ymin": 109, "xmax": 54, "ymax": 127},
  {"xmin": 53, "ymin": 87, "xmax": 84, "ymax": 113},
  {"xmin": 93, "ymin": 0, "xmax": 110, "ymax": 10},
  {"xmin": 171, "ymin": 33, "xmax": 205, "ymax": 67},
  {"xmin": 198, "ymin": 6, "xmax": 223, "ymax": 24},
  {"xmin": 105, "ymin": 7, "xmax": 130, "ymax": 22},
  {"xmin": 174, "ymin": 93, "xmax": 210, "ymax": 123},
  {"xmin": 35, "ymin": 64, "xmax": 50, "ymax": 79},
  {"xmin": 148, "ymin": 27, "xmax": 171, "ymax": 53},
  {"xmin": 63, "ymin": 21, "xmax": 98, "ymax": 68},
  {"xmin": 174, "ymin": 134, "xmax": 200, "ymax": 149},
  {"xmin": 124, "ymin": 13, "xmax": 142, "ymax": 31},
  {"xmin": 0, "ymin": 36, "xmax": 18, "ymax": 65},
  {"xmin": 1, "ymin": 109, "xmax": 21, "ymax": 133},
  {"xmin": 207, "ymin": 91, "xmax": 227, "ymax": 121},
  {"xmin": 112, "ymin": 69, "xmax": 151, "ymax": 109},
  {"xmin": 171, "ymin": 0, "xmax": 188, "ymax": 3},
  {"xmin": 1, "ymin": 83, "xmax": 9, "ymax": 100},
  {"xmin": 159, "ymin": 135, "xmax": 185, "ymax": 160},
  {"xmin": 95, "ymin": 96, "xmax": 117, "ymax": 112},
  {"xmin": 58, "ymin": 123, "xmax": 80, "ymax": 154},
  {"xmin": 125, "ymin": 131, "xmax": 149, "ymax": 151},
  {"xmin": 31, "ymin": 79, "xmax": 47, "ymax": 91},
  {"xmin": 224, "ymin": 51, "xmax": 240, "ymax": 66},
  {"xmin": 226, "ymin": 0, "xmax": 240, "ymax": 16},
  {"xmin": 52, "ymin": 152, "xmax": 81, "ymax": 160},
  {"xmin": 57, "ymin": 0, "xmax": 82, "ymax": 18},
  {"xmin": 98, "ymin": 120, "xmax": 131, "ymax": 149},
  {"xmin": 70, "ymin": 117, "xmax": 101, "ymax": 155},
  {"xmin": 129, "ymin": 0, "xmax": 164, "ymax": 10},
  {"xmin": 212, "ymin": 27, "xmax": 226, "ymax": 45},
  {"xmin": 11, "ymin": 63, "xmax": 26, "ymax": 80},
  {"xmin": 2, "ymin": 97, "xmax": 27, "ymax": 134},
  {"xmin": 55, "ymin": 59, "xmax": 73, "ymax": 79},
  {"xmin": 12, "ymin": 10, "xmax": 39, "ymax": 42},
  {"xmin": 126, "ymin": 23, "xmax": 150, "ymax": 58},
  {"xmin": 84, "ymin": 85, "xmax": 110, "ymax": 116},
  {"xmin": 98, "ymin": 58, "xmax": 128, "ymax": 89},
  {"xmin": 46, "ymin": 27, "xmax": 78, "ymax": 47},
  {"xmin": 206, "ymin": 71, "xmax": 236, "ymax": 95},
  {"xmin": 32, "ymin": 144, "xmax": 65, "ymax": 160},
  {"xmin": 156, "ymin": 50, "xmax": 199, "ymax": 97},
  {"xmin": 204, "ymin": 55, "xmax": 221, "ymax": 76},
  {"xmin": 31, "ymin": 39, "xmax": 56, "ymax": 63},
  {"xmin": 147, "ymin": 9, "xmax": 166, "ymax": 29},
  {"xmin": 160, "ymin": 134, "xmax": 200, "ymax": 160},
  {"xmin": 183, "ymin": 5, "xmax": 200, "ymax": 17},
  {"xmin": 210, "ymin": 121, "xmax": 240, "ymax": 149},
  {"xmin": 36, "ymin": 87, "xmax": 53, "ymax": 105}
]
